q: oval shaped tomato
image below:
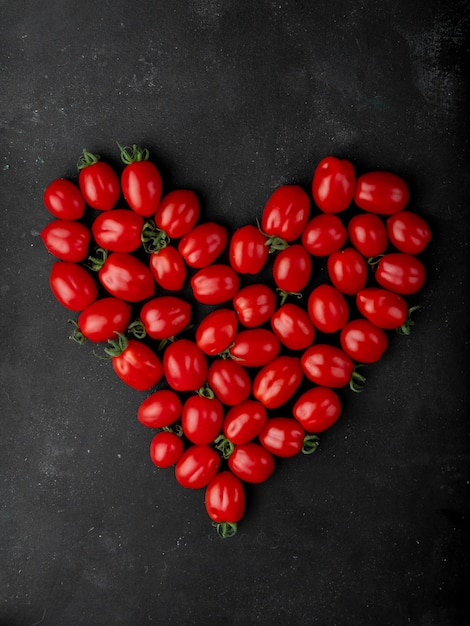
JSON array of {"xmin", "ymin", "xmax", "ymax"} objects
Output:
[
  {"xmin": 232, "ymin": 284, "xmax": 277, "ymax": 328},
  {"xmin": 208, "ymin": 359, "xmax": 251, "ymax": 406},
  {"xmin": 229, "ymin": 329, "xmax": 280, "ymax": 367},
  {"xmin": 293, "ymin": 387, "xmax": 341, "ymax": 432},
  {"xmin": 140, "ymin": 296, "xmax": 191, "ymax": 340},
  {"xmin": 178, "ymin": 222, "xmax": 228, "ymax": 268},
  {"xmin": 261, "ymin": 185, "xmax": 310, "ymax": 243},
  {"xmin": 181, "ymin": 394, "xmax": 224, "ymax": 445},
  {"xmin": 150, "ymin": 431, "xmax": 184, "ymax": 468},
  {"xmin": 273, "ymin": 244, "xmax": 312, "ymax": 295},
  {"xmin": 356, "ymin": 287, "xmax": 409, "ymax": 329},
  {"xmin": 347, "ymin": 213, "xmax": 388, "ymax": 257},
  {"xmin": 41, "ymin": 220, "xmax": 91, "ymax": 262},
  {"xmin": 253, "ymin": 356, "xmax": 303, "ymax": 409},
  {"xmin": 205, "ymin": 471, "xmax": 245, "ymax": 525},
  {"xmin": 301, "ymin": 344, "xmax": 354, "ymax": 388},
  {"xmin": 196, "ymin": 308, "xmax": 238, "ymax": 356},
  {"xmin": 149, "ymin": 245, "xmax": 187, "ymax": 291},
  {"xmin": 301, "ymin": 214, "xmax": 348, "ymax": 256},
  {"xmin": 190, "ymin": 265, "xmax": 240, "ymax": 305},
  {"xmin": 228, "ymin": 443, "xmax": 275, "ymax": 484},
  {"xmin": 75, "ymin": 297, "xmax": 132, "ymax": 343},
  {"xmin": 340, "ymin": 318, "xmax": 388, "ymax": 363},
  {"xmin": 163, "ymin": 339, "xmax": 208, "ymax": 392},
  {"xmin": 91, "ymin": 209, "xmax": 144, "ymax": 253},
  {"xmin": 229, "ymin": 225, "xmax": 269, "ymax": 274},
  {"xmin": 120, "ymin": 145, "xmax": 162, "ymax": 217},
  {"xmin": 223, "ymin": 400, "xmax": 268, "ymax": 445},
  {"xmin": 354, "ymin": 171, "xmax": 409, "ymax": 215},
  {"xmin": 327, "ymin": 247, "xmax": 368, "ymax": 295},
  {"xmin": 307, "ymin": 284, "xmax": 349, "ymax": 333},
  {"xmin": 259, "ymin": 417, "xmax": 305, "ymax": 458},
  {"xmin": 49, "ymin": 262, "xmax": 98, "ymax": 311},
  {"xmin": 270, "ymin": 303, "xmax": 315, "ymax": 350},
  {"xmin": 137, "ymin": 389, "xmax": 183, "ymax": 428},
  {"xmin": 98, "ymin": 252, "xmax": 155, "ymax": 302},
  {"xmin": 375, "ymin": 252, "xmax": 426, "ymax": 295},
  {"xmin": 175, "ymin": 445, "xmax": 221, "ymax": 489},
  {"xmin": 154, "ymin": 189, "xmax": 200, "ymax": 238},
  {"xmin": 110, "ymin": 337, "xmax": 163, "ymax": 391},
  {"xmin": 43, "ymin": 178, "xmax": 85, "ymax": 220},
  {"xmin": 386, "ymin": 210, "xmax": 432, "ymax": 255},
  {"xmin": 78, "ymin": 150, "xmax": 120, "ymax": 211},
  {"xmin": 312, "ymin": 156, "xmax": 355, "ymax": 213}
]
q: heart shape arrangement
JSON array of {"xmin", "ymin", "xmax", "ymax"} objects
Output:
[{"xmin": 41, "ymin": 145, "xmax": 432, "ymax": 538}]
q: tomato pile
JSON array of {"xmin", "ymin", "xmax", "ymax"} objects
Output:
[{"xmin": 41, "ymin": 149, "xmax": 432, "ymax": 538}]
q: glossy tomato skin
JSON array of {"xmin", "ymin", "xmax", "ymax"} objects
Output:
[
  {"xmin": 150, "ymin": 432, "xmax": 184, "ymax": 468},
  {"xmin": 41, "ymin": 220, "xmax": 91, "ymax": 262},
  {"xmin": 154, "ymin": 189, "xmax": 200, "ymax": 238},
  {"xmin": 175, "ymin": 445, "xmax": 221, "ymax": 489},
  {"xmin": 233, "ymin": 284, "xmax": 277, "ymax": 328},
  {"xmin": 293, "ymin": 387, "xmax": 341, "ymax": 433},
  {"xmin": 79, "ymin": 160, "xmax": 120, "ymax": 211},
  {"xmin": 163, "ymin": 339, "xmax": 208, "ymax": 392},
  {"xmin": 112, "ymin": 340, "xmax": 163, "ymax": 391},
  {"xmin": 327, "ymin": 247, "xmax": 368, "ymax": 295},
  {"xmin": 137, "ymin": 389, "xmax": 183, "ymax": 428},
  {"xmin": 208, "ymin": 359, "xmax": 251, "ymax": 406},
  {"xmin": 307, "ymin": 284, "xmax": 349, "ymax": 333},
  {"xmin": 222, "ymin": 400, "xmax": 267, "ymax": 445},
  {"xmin": 273, "ymin": 244, "xmax": 312, "ymax": 294},
  {"xmin": 195, "ymin": 308, "xmax": 238, "ymax": 356},
  {"xmin": 229, "ymin": 329, "xmax": 280, "ymax": 367},
  {"xmin": 98, "ymin": 252, "xmax": 155, "ymax": 302},
  {"xmin": 181, "ymin": 394, "xmax": 224, "ymax": 445},
  {"xmin": 340, "ymin": 319, "xmax": 388, "ymax": 363},
  {"xmin": 76, "ymin": 297, "xmax": 132, "ymax": 342},
  {"xmin": 261, "ymin": 185, "xmax": 310, "ymax": 242},
  {"xmin": 228, "ymin": 443, "xmax": 275, "ymax": 484},
  {"xmin": 205, "ymin": 471, "xmax": 245, "ymax": 523},
  {"xmin": 312, "ymin": 156, "xmax": 355, "ymax": 213},
  {"xmin": 354, "ymin": 171, "xmax": 409, "ymax": 215},
  {"xmin": 43, "ymin": 178, "xmax": 85, "ymax": 220},
  {"xmin": 140, "ymin": 296, "xmax": 191, "ymax": 340},
  {"xmin": 121, "ymin": 160, "xmax": 162, "ymax": 217},
  {"xmin": 301, "ymin": 214, "xmax": 348, "ymax": 256},
  {"xmin": 229, "ymin": 224, "xmax": 269, "ymax": 274},
  {"xmin": 301, "ymin": 344, "xmax": 354, "ymax": 388},
  {"xmin": 375, "ymin": 252, "xmax": 426, "ymax": 295},
  {"xmin": 270, "ymin": 303, "xmax": 315, "ymax": 350},
  {"xmin": 253, "ymin": 356, "xmax": 303, "ymax": 409},
  {"xmin": 191, "ymin": 265, "xmax": 240, "ymax": 305},
  {"xmin": 149, "ymin": 246, "xmax": 187, "ymax": 291},
  {"xmin": 347, "ymin": 213, "xmax": 388, "ymax": 257},
  {"xmin": 386, "ymin": 211, "xmax": 432, "ymax": 255},
  {"xmin": 49, "ymin": 262, "xmax": 98, "ymax": 311},
  {"xmin": 356, "ymin": 287, "xmax": 409, "ymax": 329},
  {"xmin": 91, "ymin": 209, "xmax": 144, "ymax": 253},
  {"xmin": 178, "ymin": 222, "xmax": 228, "ymax": 268},
  {"xmin": 259, "ymin": 417, "xmax": 305, "ymax": 458}
]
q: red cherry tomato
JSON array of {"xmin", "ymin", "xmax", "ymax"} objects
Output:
[
  {"xmin": 356, "ymin": 287, "xmax": 409, "ymax": 330},
  {"xmin": 74, "ymin": 297, "xmax": 132, "ymax": 343},
  {"xmin": 49, "ymin": 262, "xmax": 98, "ymax": 311},
  {"xmin": 222, "ymin": 400, "xmax": 267, "ymax": 445},
  {"xmin": 77, "ymin": 150, "xmax": 120, "ymax": 211},
  {"xmin": 347, "ymin": 213, "xmax": 388, "ymax": 257},
  {"xmin": 96, "ymin": 252, "xmax": 155, "ymax": 302},
  {"xmin": 208, "ymin": 359, "xmax": 251, "ymax": 406},
  {"xmin": 259, "ymin": 417, "xmax": 306, "ymax": 458},
  {"xmin": 375, "ymin": 252, "xmax": 426, "ymax": 295},
  {"xmin": 195, "ymin": 308, "xmax": 238, "ymax": 356},
  {"xmin": 301, "ymin": 214, "xmax": 348, "ymax": 256},
  {"xmin": 140, "ymin": 296, "xmax": 191, "ymax": 340},
  {"xmin": 178, "ymin": 222, "xmax": 228, "ymax": 268},
  {"xmin": 119, "ymin": 144, "xmax": 162, "ymax": 217},
  {"xmin": 293, "ymin": 387, "xmax": 341, "ymax": 433},
  {"xmin": 232, "ymin": 284, "xmax": 277, "ymax": 328},
  {"xmin": 312, "ymin": 156, "xmax": 355, "ymax": 213},
  {"xmin": 175, "ymin": 445, "xmax": 221, "ymax": 489},
  {"xmin": 261, "ymin": 185, "xmax": 310, "ymax": 243},
  {"xmin": 229, "ymin": 329, "xmax": 280, "ymax": 367},
  {"xmin": 91, "ymin": 209, "xmax": 144, "ymax": 253},
  {"xmin": 252, "ymin": 356, "xmax": 303, "ymax": 409},
  {"xmin": 301, "ymin": 344, "xmax": 354, "ymax": 388},
  {"xmin": 181, "ymin": 393, "xmax": 224, "ymax": 445},
  {"xmin": 273, "ymin": 244, "xmax": 312, "ymax": 295},
  {"xmin": 354, "ymin": 171, "xmax": 409, "ymax": 215},
  {"xmin": 205, "ymin": 471, "xmax": 245, "ymax": 529},
  {"xmin": 108, "ymin": 335, "xmax": 163, "ymax": 391},
  {"xmin": 307, "ymin": 284, "xmax": 349, "ymax": 333},
  {"xmin": 41, "ymin": 220, "xmax": 91, "ymax": 262},
  {"xmin": 149, "ymin": 246, "xmax": 187, "ymax": 291},
  {"xmin": 270, "ymin": 303, "xmax": 315, "ymax": 350},
  {"xmin": 137, "ymin": 389, "xmax": 183, "ymax": 428},
  {"xmin": 229, "ymin": 225, "xmax": 269, "ymax": 274},
  {"xmin": 190, "ymin": 265, "xmax": 240, "ymax": 305},
  {"xmin": 228, "ymin": 443, "xmax": 275, "ymax": 484},
  {"xmin": 163, "ymin": 339, "xmax": 208, "ymax": 392},
  {"xmin": 340, "ymin": 319, "xmax": 388, "ymax": 363},
  {"xmin": 150, "ymin": 431, "xmax": 185, "ymax": 468},
  {"xmin": 386, "ymin": 211, "xmax": 432, "ymax": 255},
  {"xmin": 327, "ymin": 247, "xmax": 368, "ymax": 295},
  {"xmin": 154, "ymin": 189, "xmax": 200, "ymax": 238},
  {"xmin": 43, "ymin": 178, "xmax": 85, "ymax": 220}
]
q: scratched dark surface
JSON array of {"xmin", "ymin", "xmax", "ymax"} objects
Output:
[{"xmin": 1, "ymin": 1, "xmax": 469, "ymax": 625}]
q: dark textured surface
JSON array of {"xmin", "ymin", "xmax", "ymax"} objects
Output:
[{"xmin": 1, "ymin": 1, "xmax": 469, "ymax": 624}]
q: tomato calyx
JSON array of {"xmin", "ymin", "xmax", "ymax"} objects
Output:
[
  {"xmin": 302, "ymin": 435, "xmax": 320, "ymax": 455},
  {"xmin": 77, "ymin": 149, "xmax": 101, "ymax": 170},
  {"xmin": 141, "ymin": 219, "xmax": 171, "ymax": 253},
  {"xmin": 213, "ymin": 434, "xmax": 235, "ymax": 459},
  {"xmin": 349, "ymin": 365, "xmax": 367, "ymax": 393},
  {"xmin": 276, "ymin": 287, "xmax": 303, "ymax": 306},
  {"xmin": 367, "ymin": 254, "xmax": 385, "ymax": 269},
  {"xmin": 118, "ymin": 142, "xmax": 150, "ymax": 164},
  {"xmin": 103, "ymin": 331, "xmax": 129, "ymax": 358},
  {"xmin": 256, "ymin": 219, "xmax": 289, "ymax": 253},
  {"xmin": 396, "ymin": 305, "xmax": 422, "ymax": 336},
  {"xmin": 162, "ymin": 423, "xmax": 184, "ymax": 437},
  {"xmin": 212, "ymin": 521, "xmax": 238, "ymax": 539},
  {"xmin": 68, "ymin": 319, "xmax": 86, "ymax": 345},
  {"xmin": 127, "ymin": 318, "xmax": 147, "ymax": 340},
  {"xmin": 86, "ymin": 246, "xmax": 108, "ymax": 272}
]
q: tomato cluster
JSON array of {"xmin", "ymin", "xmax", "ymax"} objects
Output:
[{"xmin": 41, "ymin": 148, "xmax": 431, "ymax": 538}]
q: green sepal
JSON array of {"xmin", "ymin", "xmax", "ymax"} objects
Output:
[
  {"xmin": 77, "ymin": 149, "xmax": 101, "ymax": 170},
  {"xmin": 213, "ymin": 434, "xmax": 234, "ymax": 460},
  {"xmin": 212, "ymin": 521, "xmax": 238, "ymax": 538},
  {"xmin": 397, "ymin": 305, "xmax": 422, "ymax": 336},
  {"xmin": 302, "ymin": 434, "xmax": 320, "ymax": 455},
  {"xmin": 117, "ymin": 142, "xmax": 150, "ymax": 164},
  {"xmin": 349, "ymin": 365, "xmax": 366, "ymax": 393}
]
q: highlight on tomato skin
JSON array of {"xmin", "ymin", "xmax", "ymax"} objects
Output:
[
  {"xmin": 261, "ymin": 184, "xmax": 310, "ymax": 243},
  {"xmin": 150, "ymin": 431, "xmax": 185, "ymax": 469},
  {"xmin": 205, "ymin": 471, "xmax": 246, "ymax": 538},
  {"xmin": 175, "ymin": 444, "xmax": 221, "ymax": 489},
  {"xmin": 137, "ymin": 389, "xmax": 183, "ymax": 429},
  {"xmin": 43, "ymin": 178, "xmax": 85, "ymax": 220},
  {"xmin": 386, "ymin": 211, "xmax": 432, "ymax": 255},
  {"xmin": 312, "ymin": 156, "xmax": 356, "ymax": 214},
  {"xmin": 354, "ymin": 171, "xmax": 410, "ymax": 215},
  {"xmin": 301, "ymin": 213, "xmax": 348, "ymax": 256},
  {"xmin": 154, "ymin": 189, "xmax": 200, "ymax": 239},
  {"xmin": 340, "ymin": 319, "xmax": 389, "ymax": 364},
  {"xmin": 292, "ymin": 387, "xmax": 342, "ymax": 433}
]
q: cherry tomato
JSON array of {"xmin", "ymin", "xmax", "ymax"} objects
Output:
[
  {"xmin": 91, "ymin": 209, "xmax": 144, "ymax": 253},
  {"xmin": 340, "ymin": 319, "xmax": 388, "ymax": 363},
  {"xmin": 229, "ymin": 225, "xmax": 269, "ymax": 274},
  {"xmin": 270, "ymin": 303, "xmax": 315, "ymax": 350},
  {"xmin": 137, "ymin": 389, "xmax": 183, "ymax": 428},
  {"xmin": 149, "ymin": 246, "xmax": 187, "ymax": 291},
  {"xmin": 96, "ymin": 251, "xmax": 155, "ymax": 302},
  {"xmin": 293, "ymin": 387, "xmax": 341, "ymax": 432},
  {"xmin": 301, "ymin": 344, "xmax": 354, "ymax": 388},
  {"xmin": 228, "ymin": 443, "xmax": 275, "ymax": 484},
  {"xmin": 163, "ymin": 339, "xmax": 208, "ymax": 392},
  {"xmin": 205, "ymin": 471, "xmax": 245, "ymax": 531},
  {"xmin": 208, "ymin": 359, "xmax": 251, "ymax": 406},
  {"xmin": 229, "ymin": 329, "xmax": 280, "ymax": 367},
  {"xmin": 41, "ymin": 220, "xmax": 91, "ymax": 262},
  {"xmin": 259, "ymin": 417, "xmax": 306, "ymax": 458},
  {"xmin": 307, "ymin": 284, "xmax": 349, "ymax": 333},
  {"xmin": 222, "ymin": 400, "xmax": 267, "ymax": 445},
  {"xmin": 119, "ymin": 144, "xmax": 162, "ymax": 217},
  {"xmin": 374, "ymin": 252, "xmax": 426, "ymax": 295},
  {"xmin": 252, "ymin": 356, "xmax": 303, "ymax": 409},
  {"xmin": 354, "ymin": 171, "xmax": 409, "ymax": 215},
  {"xmin": 327, "ymin": 247, "xmax": 368, "ymax": 295},
  {"xmin": 386, "ymin": 211, "xmax": 432, "ymax": 255},
  {"xmin": 312, "ymin": 156, "xmax": 355, "ymax": 213},
  {"xmin": 190, "ymin": 265, "xmax": 240, "ymax": 305},
  {"xmin": 150, "ymin": 431, "xmax": 184, "ymax": 468},
  {"xmin": 178, "ymin": 222, "xmax": 228, "ymax": 268},
  {"xmin": 140, "ymin": 296, "xmax": 191, "ymax": 340},
  {"xmin": 347, "ymin": 213, "xmax": 388, "ymax": 257},
  {"xmin": 232, "ymin": 284, "xmax": 277, "ymax": 328},
  {"xmin": 107, "ymin": 334, "xmax": 163, "ymax": 391},
  {"xmin": 43, "ymin": 178, "xmax": 85, "ymax": 220},
  {"xmin": 49, "ymin": 262, "xmax": 98, "ymax": 311},
  {"xmin": 77, "ymin": 150, "xmax": 120, "ymax": 211},
  {"xmin": 261, "ymin": 185, "xmax": 310, "ymax": 243},
  {"xmin": 273, "ymin": 244, "xmax": 312, "ymax": 296},
  {"xmin": 195, "ymin": 308, "xmax": 238, "ymax": 356},
  {"xmin": 301, "ymin": 214, "xmax": 348, "ymax": 256},
  {"xmin": 181, "ymin": 393, "xmax": 224, "ymax": 445},
  {"xmin": 74, "ymin": 297, "xmax": 132, "ymax": 343},
  {"xmin": 175, "ymin": 445, "xmax": 221, "ymax": 489},
  {"xmin": 356, "ymin": 287, "xmax": 409, "ymax": 330},
  {"xmin": 154, "ymin": 189, "xmax": 200, "ymax": 238}
]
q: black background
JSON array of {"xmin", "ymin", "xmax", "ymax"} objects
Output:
[{"xmin": 1, "ymin": 1, "xmax": 469, "ymax": 625}]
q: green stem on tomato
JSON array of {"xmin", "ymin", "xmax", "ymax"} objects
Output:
[
  {"xmin": 302, "ymin": 435, "xmax": 320, "ymax": 455},
  {"xmin": 86, "ymin": 247, "xmax": 108, "ymax": 272},
  {"xmin": 77, "ymin": 149, "xmax": 101, "ymax": 170},
  {"xmin": 103, "ymin": 332, "xmax": 128, "ymax": 358},
  {"xmin": 397, "ymin": 305, "xmax": 422, "ymax": 336},
  {"xmin": 141, "ymin": 219, "xmax": 170, "ymax": 254},
  {"xmin": 213, "ymin": 521, "xmax": 238, "ymax": 539},
  {"xmin": 213, "ymin": 434, "xmax": 234, "ymax": 460},
  {"xmin": 256, "ymin": 218, "xmax": 289, "ymax": 253},
  {"xmin": 128, "ymin": 318, "xmax": 147, "ymax": 340},
  {"xmin": 349, "ymin": 365, "xmax": 366, "ymax": 393},
  {"xmin": 68, "ymin": 319, "xmax": 86, "ymax": 345},
  {"xmin": 117, "ymin": 142, "xmax": 150, "ymax": 164},
  {"xmin": 196, "ymin": 384, "xmax": 215, "ymax": 399},
  {"xmin": 276, "ymin": 287, "xmax": 303, "ymax": 306}
]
